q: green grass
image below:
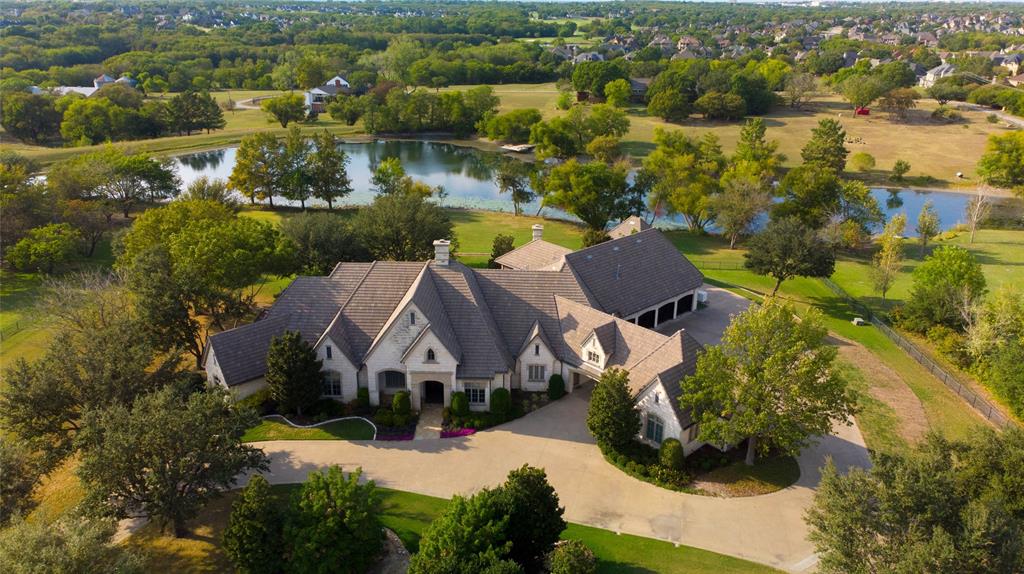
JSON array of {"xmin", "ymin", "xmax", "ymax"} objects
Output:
[
  {"xmin": 836, "ymin": 361, "xmax": 909, "ymax": 457},
  {"xmin": 129, "ymin": 485, "xmax": 780, "ymax": 573},
  {"xmin": 666, "ymin": 230, "xmax": 989, "ymax": 453},
  {"xmin": 241, "ymin": 418, "xmax": 376, "ymax": 442},
  {"xmin": 695, "ymin": 456, "xmax": 801, "ymax": 498}
]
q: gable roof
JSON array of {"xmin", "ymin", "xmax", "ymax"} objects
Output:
[
  {"xmin": 554, "ymin": 296, "xmax": 669, "ymax": 371},
  {"xmin": 428, "ymin": 262, "xmax": 512, "ymax": 378},
  {"xmin": 473, "ymin": 268, "xmax": 592, "ymax": 364},
  {"xmin": 625, "ymin": 331, "xmax": 703, "ymax": 427},
  {"xmin": 607, "ymin": 215, "xmax": 651, "ymax": 239},
  {"xmin": 563, "ymin": 229, "xmax": 703, "ymax": 318},
  {"xmin": 208, "ymin": 313, "xmax": 290, "ymax": 387},
  {"xmin": 493, "ymin": 239, "xmax": 572, "ymax": 271}
]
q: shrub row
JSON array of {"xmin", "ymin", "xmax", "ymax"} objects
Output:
[{"xmin": 599, "ymin": 441, "xmax": 694, "ymax": 492}]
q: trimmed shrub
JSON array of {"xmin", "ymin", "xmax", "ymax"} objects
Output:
[
  {"xmin": 373, "ymin": 410, "xmax": 394, "ymax": 428},
  {"xmin": 393, "ymin": 413, "xmax": 409, "ymax": 428},
  {"xmin": 490, "ymin": 388, "xmax": 511, "ymax": 418},
  {"xmin": 392, "ymin": 391, "xmax": 411, "ymax": 415},
  {"xmin": 659, "ymin": 438, "xmax": 685, "ymax": 470},
  {"xmin": 451, "ymin": 391, "xmax": 469, "ymax": 417},
  {"xmin": 237, "ymin": 386, "xmax": 276, "ymax": 416},
  {"xmin": 357, "ymin": 387, "xmax": 370, "ymax": 409},
  {"xmin": 547, "ymin": 374, "xmax": 566, "ymax": 400}
]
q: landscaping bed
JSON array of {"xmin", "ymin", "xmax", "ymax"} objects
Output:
[
  {"xmin": 600, "ymin": 439, "xmax": 800, "ymax": 497},
  {"xmin": 441, "ymin": 379, "xmax": 567, "ymax": 433}
]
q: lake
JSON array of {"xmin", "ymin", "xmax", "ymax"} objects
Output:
[{"xmin": 175, "ymin": 140, "xmax": 977, "ymax": 234}]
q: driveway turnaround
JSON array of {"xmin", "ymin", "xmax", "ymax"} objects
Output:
[{"xmin": 253, "ymin": 384, "xmax": 870, "ymax": 573}]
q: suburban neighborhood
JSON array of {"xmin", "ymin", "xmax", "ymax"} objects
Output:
[{"xmin": 1, "ymin": 1, "xmax": 1023, "ymax": 574}]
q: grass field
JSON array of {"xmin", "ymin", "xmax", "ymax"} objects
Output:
[
  {"xmin": 2, "ymin": 98, "xmax": 362, "ymax": 167},
  {"xmin": 241, "ymin": 417, "xmax": 376, "ymax": 442},
  {"xmin": 128, "ymin": 485, "xmax": 781, "ymax": 574},
  {"xmin": 451, "ymin": 83, "xmax": 1012, "ymax": 189}
]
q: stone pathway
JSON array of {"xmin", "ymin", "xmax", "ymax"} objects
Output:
[{"xmin": 413, "ymin": 404, "xmax": 443, "ymax": 440}]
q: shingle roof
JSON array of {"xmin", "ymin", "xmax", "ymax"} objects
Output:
[
  {"xmin": 473, "ymin": 269, "xmax": 592, "ymax": 363},
  {"xmin": 321, "ymin": 261, "xmax": 427, "ymax": 364},
  {"xmin": 624, "ymin": 331, "xmax": 703, "ymax": 427},
  {"xmin": 493, "ymin": 239, "xmax": 572, "ymax": 271},
  {"xmin": 428, "ymin": 262, "xmax": 512, "ymax": 378},
  {"xmin": 554, "ymin": 296, "xmax": 669, "ymax": 370},
  {"xmin": 208, "ymin": 314, "xmax": 289, "ymax": 387},
  {"xmin": 607, "ymin": 215, "xmax": 651, "ymax": 239},
  {"xmin": 564, "ymin": 229, "xmax": 703, "ymax": 318}
]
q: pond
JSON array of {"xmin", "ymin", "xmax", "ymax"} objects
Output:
[{"xmin": 175, "ymin": 140, "xmax": 978, "ymax": 234}]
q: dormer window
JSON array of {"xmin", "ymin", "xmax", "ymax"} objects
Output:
[
  {"xmin": 534, "ymin": 344, "xmax": 540, "ymax": 356},
  {"xmin": 587, "ymin": 350, "xmax": 600, "ymax": 364},
  {"xmin": 426, "ymin": 348, "xmax": 436, "ymax": 362},
  {"xmin": 410, "ymin": 311, "xmax": 416, "ymax": 325}
]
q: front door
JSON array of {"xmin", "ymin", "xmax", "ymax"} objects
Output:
[{"xmin": 424, "ymin": 381, "xmax": 444, "ymax": 404}]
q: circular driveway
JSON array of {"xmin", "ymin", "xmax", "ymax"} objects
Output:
[{"xmin": 252, "ymin": 383, "xmax": 869, "ymax": 572}]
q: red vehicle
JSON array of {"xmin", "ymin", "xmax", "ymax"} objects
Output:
[{"xmin": 854, "ymin": 107, "xmax": 871, "ymax": 116}]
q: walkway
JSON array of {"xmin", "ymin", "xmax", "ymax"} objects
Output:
[
  {"xmin": 413, "ymin": 404, "xmax": 443, "ymax": 440},
  {"xmin": 251, "ymin": 385, "xmax": 870, "ymax": 573}
]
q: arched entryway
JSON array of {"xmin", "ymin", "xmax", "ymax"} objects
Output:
[{"xmin": 424, "ymin": 380, "xmax": 445, "ymax": 404}]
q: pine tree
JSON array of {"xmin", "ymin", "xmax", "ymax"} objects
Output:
[
  {"xmin": 198, "ymin": 91, "xmax": 226, "ymax": 133},
  {"xmin": 801, "ymin": 119, "xmax": 848, "ymax": 174},
  {"xmin": 265, "ymin": 331, "xmax": 322, "ymax": 417},
  {"xmin": 222, "ymin": 475, "xmax": 284, "ymax": 574}
]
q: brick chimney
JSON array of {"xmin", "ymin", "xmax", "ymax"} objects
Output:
[
  {"xmin": 531, "ymin": 224, "xmax": 544, "ymax": 242},
  {"xmin": 433, "ymin": 239, "xmax": 450, "ymax": 266}
]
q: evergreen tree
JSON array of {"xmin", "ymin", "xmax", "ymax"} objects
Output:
[
  {"xmin": 801, "ymin": 119, "xmax": 848, "ymax": 174},
  {"xmin": 409, "ymin": 488, "xmax": 518, "ymax": 574},
  {"xmin": 265, "ymin": 330, "xmax": 322, "ymax": 417},
  {"xmin": 586, "ymin": 368, "xmax": 640, "ymax": 450},
  {"xmin": 498, "ymin": 465, "xmax": 566, "ymax": 572},
  {"xmin": 223, "ymin": 475, "xmax": 284, "ymax": 574},
  {"xmin": 279, "ymin": 126, "xmax": 312, "ymax": 209},
  {"xmin": 284, "ymin": 467, "xmax": 383, "ymax": 574},
  {"xmin": 744, "ymin": 217, "xmax": 836, "ymax": 295},
  {"xmin": 198, "ymin": 91, "xmax": 226, "ymax": 133}
]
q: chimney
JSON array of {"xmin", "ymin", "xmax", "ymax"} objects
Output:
[
  {"xmin": 335, "ymin": 79, "xmax": 341, "ymax": 87},
  {"xmin": 531, "ymin": 224, "xmax": 544, "ymax": 242},
  {"xmin": 433, "ymin": 239, "xmax": 450, "ymax": 266}
]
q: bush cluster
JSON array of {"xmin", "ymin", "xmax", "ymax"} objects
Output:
[
  {"xmin": 600, "ymin": 441, "xmax": 693, "ymax": 491},
  {"xmin": 547, "ymin": 374, "xmax": 566, "ymax": 400}
]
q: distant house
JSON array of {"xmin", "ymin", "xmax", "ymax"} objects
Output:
[
  {"xmin": 93, "ymin": 74, "xmax": 115, "ymax": 89},
  {"xmin": 573, "ymin": 52, "xmax": 604, "ymax": 64},
  {"xmin": 1003, "ymin": 53, "xmax": 1023, "ymax": 76},
  {"xmin": 648, "ymin": 34, "xmax": 675, "ymax": 56},
  {"xmin": 628, "ymin": 78, "xmax": 651, "ymax": 102},
  {"xmin": 304, "ymin": 75, "xmax": 350, "ymax": 113},
  {"xmin": 28, "ymin": 73, "xmax": 135, "ymax": 98},
  {"xmin": 607, "ymin": 216, "xmax": 651, "ymax": 239},
  {"xmin": 920, "ymin": 63, "xmax": 956, "ymax": 87},
  {"xmin": 549, "ymin": 45, "xmax": 576, "ymax": 61},
  {"xmin": 1008, "ymin": 73, "xmax": 1024, "ymax": 87}
]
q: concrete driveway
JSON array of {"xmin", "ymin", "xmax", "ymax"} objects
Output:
[
  {"xmin": 657, "ymin": 284, "xmax": 751, "ymax": 345},
  {"xmin": 253, "ymin": 382, "xmax": 869, "ymax": 572}
]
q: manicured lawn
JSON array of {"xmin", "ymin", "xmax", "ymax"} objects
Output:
[
  {"xmin": 666, "ymin": 230, "xmax": 989, "ymax": 455},
  {"xmin": 128, "ymin": 485, "xmax": 781, "ymax": 573},
  {"xmin": 695, "ymin": 456, "xmax": 801, "ymax": 498},
  {"xmin": 241, "ymin": 417, "xmax": 376, "ymax": 442},
  {"xmin": 238, "ymin": 206, "xmax": 586, "ymax": 269}
]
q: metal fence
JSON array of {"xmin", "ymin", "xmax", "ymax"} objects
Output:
[
  {"xmin": 819, "ymin": 278, "xmax": 1014, "ymax": 428},
  {"xmin": 691, "ymin": 260, "xmax": 745, "ymax": 271}
]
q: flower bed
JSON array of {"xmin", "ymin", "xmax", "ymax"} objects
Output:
[{"xmin": 440, "ymin": 428, "xmax": 476, "ymax": 439}]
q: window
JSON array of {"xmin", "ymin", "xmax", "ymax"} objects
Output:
[
  {"xmin": 654, "ymin": 392, "xmax": 659, "ymax": 404},
  {"xmin": 686, "ymin": 424, "xmax": 700, "ymax": 443},
  {"xmin": 322, "ymin": 371, "xmax": 342, "ymax": 396},
  {"xmin": 645, "ymin": 414, "xmax": 664, "ymax": 444},
  {"xmin": 528, "ymin": 365, "xmax": 546, "ymax": 382},
  {"xmin": 587, "ymin": 350, "xmax": 601, "ymax": 364},
  {"xmin": 426, "ymin": 348, "xmax": 436, "ymax": 362},
  {"xmin": 534, "ymin": 344, "xmax": 540, "ymax": 356},
  {"xmin": 409, "ymin": 311, "xmax": 416, "ymax": 325},
  {"xmin": 465, "ymin": 385, "xmax": 486, "ymax": 405},
  {"xmin": 382, "ymin": 370, "xmax": 406, "ymax": 390},
  {"xmin": 325, "ymin": 345, "xmax": 332, "ymax": 359}
]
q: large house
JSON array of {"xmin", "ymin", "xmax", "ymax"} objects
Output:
[{"xmin": 205, "ymin": 226, "xmax": 710, "ymax": 453}]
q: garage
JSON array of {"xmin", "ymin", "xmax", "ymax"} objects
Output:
[{"xmin": 677, "ymin": 293, "xmax": 694, "ymax": 315}]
